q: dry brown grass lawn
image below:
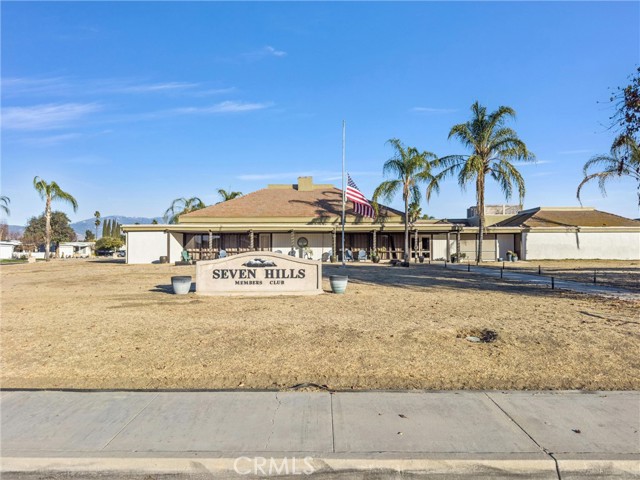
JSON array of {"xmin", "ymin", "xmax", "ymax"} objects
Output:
[{"xmin": 1, "ymin": 259, "xmax": 638, "ymax": 391}]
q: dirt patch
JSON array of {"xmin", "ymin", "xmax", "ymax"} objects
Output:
[
  {"xmin": 457, "ymin": 328, "xmax": 499, "ymax": 343},
  {"xmin": 1, "ymin": 259, "xmax": 639, "ymax": 390}
]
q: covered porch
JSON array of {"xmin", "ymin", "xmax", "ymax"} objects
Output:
[{"xmin": 123, "ymin": 223, "xmax": 485, "ymax": 264}]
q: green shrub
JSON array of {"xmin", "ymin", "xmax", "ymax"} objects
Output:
[{"xmin": 95, "ymin": 236, "xmax": 124, "ymax": 251}]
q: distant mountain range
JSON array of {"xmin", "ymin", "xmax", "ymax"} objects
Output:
[
  {"xmin": 8, "ymin": 216, "xmax": 163, "ymax": 240},
  {"xmin": 7, "ymin": 225, "xmax": 25, "ymax": 236},
  {"xmin": 71, "ymin": 216, "xmax": 163, "ymax": 238}
]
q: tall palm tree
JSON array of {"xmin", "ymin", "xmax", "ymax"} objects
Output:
[
  {"xmin": 577, "ymin": 135, "xmax": 640, "ymax": 205},
  {"xmin": 217, "ymin": 189, "xmax": 243, "ymax": 202},
  {"xmin": 0, "ymin": 195, "xmax": 10, "ymax": 216},
  {"xmin": 33, "ymin": 177, "xmax": 78, "ymax": 261},
  {"xmin": 373, "ymin": 138, "xmax": 438, "ymax": 262},
  {"xmin": 164, "ymin": 197, "xmax": 205, "ymax": 224},
  {"xmin": 428, "ymin": 102, "xmax": 534, "ymax": 262},
  {"xmin": 94, "ymin": 211, "xmax": 101, "ymax": 239}
]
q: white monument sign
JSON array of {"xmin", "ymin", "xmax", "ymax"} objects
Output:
[{"xmin": 196, "ymin": 251, "xmax": 323, "ymax": 296}]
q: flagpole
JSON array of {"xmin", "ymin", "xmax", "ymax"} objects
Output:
[{"xmin": 341, "ymin": 120, "xmax": 346, "ymax": 268}]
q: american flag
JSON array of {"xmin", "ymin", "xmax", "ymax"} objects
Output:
[{"xmin": 346, "ymin": 174, "xmax": 375, "ymax": 218}]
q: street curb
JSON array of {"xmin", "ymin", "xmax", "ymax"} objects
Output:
[
  {"xmin": 0, "ymin": 456, "xmax": 556, "ymax": 478},
  {"xmin": 556, "ymin": 458, "xmax": 640, "ymax": 478},
  {"xmin": 3, "ymin": 456, "xmax": 638, "ymax": 478}
]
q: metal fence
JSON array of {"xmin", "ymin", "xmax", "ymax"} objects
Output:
[{"xmin": 473, "ymin": 263, "xmax": 640, "ymax": 292}]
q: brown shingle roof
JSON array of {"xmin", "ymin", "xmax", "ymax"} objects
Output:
[
  {"xmin": 495, "ymin": 208, "xmax": 640, "ymax": 228},
  {"xmin": 179, "ymin": 186, "xmax": 403, "ymax": 221}
]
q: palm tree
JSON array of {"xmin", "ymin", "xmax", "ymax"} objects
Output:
[
  {"xmin": 33, "ymin": 177, "xmax": 78, "ymax": 261},
  {"xmin": 428, "ymin": 102, "xmax": 534, "ymax": 262},
  {"xmin": 217, "ymin": 189, "xmax": 243, "ymax": 202},
  {"xmin": 373, "ymin": 138, "xmax": 438, "ymax": 262},
  {"xmin": 577, "ymin": 135, "xmax": 640, "ymax": 205},
  {"xmin": 0, "ymin": 195, "xmax": 10, "ymax": 216},
  {"xmin": 163, "ymin": 197, "xmax": 205, "ymax": 224},
  {"xmin": 94, "ymin": 211, "xmax": 101, "ymax": 239},
  {"xmin": 408, "ymin": 200, "xmax": 422, "ymax": 224}
]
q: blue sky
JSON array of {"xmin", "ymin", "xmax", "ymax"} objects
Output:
[{"xmin": 2, "ymin": 1, "xmax": 639, "ymax": 225}]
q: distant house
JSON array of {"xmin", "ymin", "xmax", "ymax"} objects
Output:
[
  {"xmin": 122, "ymin": 176, "xmax": 640, "ymax": 264},
  {"xmin": 0, "ymin": 240, "xmax": 21, "ymax": 259},
  {"xmin": 58, "ymin": 242, "xmax": 94, "ymax": 258}
]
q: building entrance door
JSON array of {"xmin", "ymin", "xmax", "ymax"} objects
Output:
[
  {"xmin": 411, "ymin": 236, "xmax": 430, "ymax": 259},
  {"xmin": 258, "ymin": 233, "xmax": 271, "ymax": 251}
]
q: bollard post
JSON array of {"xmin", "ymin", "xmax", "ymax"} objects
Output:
[
  {"xmin": 444, "ymin": 260, "xmax": 447, "ymax": 268},
  {"xmin": 538, "ymin": 265, "xmax": 541, "ymax": 275},
  {"xmin": 500, "ymin": 268, "xmax": 503, "ymax": 279},
  {"xmin": 468, "ymin": 262, "xmax": 471, "ymax": 272},
  {"xmin": 502, "ymin": 261, "xmax": 505, "ymax": 270},
  {"xmin": 551, "ymin": 277, "xmax": 555, "ymax": 289},
  {"xmin": 593, "ymin": 269, "xmax": 597, "ymax": 284}
]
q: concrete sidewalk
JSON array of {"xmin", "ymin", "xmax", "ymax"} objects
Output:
[
  {"xmin": 1, "ymin": 390, "xmax": 638, "ymax": 479},
  {"xmin": 432, "ymin": 262, "xmax": 640, "ymax": 299}
]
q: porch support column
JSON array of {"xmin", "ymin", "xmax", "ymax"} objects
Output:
[
  {"xmin": 290, "ymin": 230, "xmax": 295, "ymax": 252},
  {"xmin": 414, "ymin": 229, "xmax": 419, "ymax": 262},
  {"xmin": 332, "ymin": 230, "xmax": 337, "ymax": 255},
  {"xmin": 165, "ymin": 230, "xmax": 170, "ymax": 263},
  {"xmin": 372, "ymin": 229, "xmax": 377, "ymax": 253},
  {"xmin": 249, "ymin": 230, "xmax": 254, "ymax": 251},
  {"xmin": 446, "ymin": 231, "xmax": 451, "ymax": 260},
  {"xmin": 456, "ymin": 228, "xmax": 461, "ymax": 263},
  {"xmin": 208, "ymin": 230, "xmax": 213, "ymax": 257}
]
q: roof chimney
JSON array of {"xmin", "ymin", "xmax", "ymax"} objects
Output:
[{"xmin": 297, "ymin": 176, "xmax": 314, "ymax": 191}]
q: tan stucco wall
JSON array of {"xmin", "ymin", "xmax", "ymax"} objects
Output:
[
  {"xmin": 127, "ymin": 231, "xmax": 167, "ymax": 264},
  {"xmin": 523, "ymin": 231, "xmax": 640, "ymax": 260},
  {"xmin": 271, "ymin": 232, "xmax": 332, "ymax": 260}
]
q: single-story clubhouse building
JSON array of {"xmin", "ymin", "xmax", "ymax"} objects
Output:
[{"xmin": 122, "ymin": 176, "xmax": 640, "ymax": 264}]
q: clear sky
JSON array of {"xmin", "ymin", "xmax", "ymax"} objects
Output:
[{"xmin": 2, "ymin": 1, "xmax": 639, "ymax": 225}]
